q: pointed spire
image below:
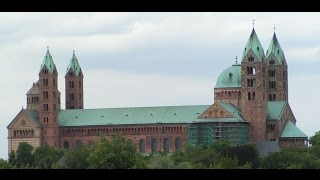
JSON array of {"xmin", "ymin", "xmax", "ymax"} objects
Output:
[
  {"xmin": 266, "ymin": 32, "xmax": 286, "ymax": 65},
  {"xmin": 40, "ymin": 47, "xmax": 56, "ymax": 74},
  {"xmin": 241, "ymin": 28, "xmax": 265, "ymax": 62},
  {"xmin": 66, "ymin": 50, "xmax": 82, "ymax": 76}
]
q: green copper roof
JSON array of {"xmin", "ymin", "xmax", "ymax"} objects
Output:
[
  {"xmin": 242, "ymin": 28, "xmax": 265, "ymax": 62},
  {"xmin": 58, "ymin": 105, "xmax": 212, "ymax": 127},
  {"xmin": 215, "ymin": 63, "xmax": 241, "ymax": 88},
  {"xmin": 280, "ymin": 120, "xmax": 308, "ymax": 138},
  {"xmin": 40, "ymin": 49, "xmax": 56, "ymax": 74},
  {"xmin": 66, "ymin": 51, "xmax": 82, "ymax": 76},
  {"xmin": 266, "ymin": 33, "xmax": 286, "ymax": 64},
  {"xmin": 267, "ymin": 101, "xmax": 286, "ymax": 120}
]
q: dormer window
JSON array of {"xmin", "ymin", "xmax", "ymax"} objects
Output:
[
  {"xmin": 269, "ymin": 59, "xmax": 275, "ymax": 65},
  {"xmin": 257, "ymin": 47, "xmax": 259, "ymax": 51},
  {"xmin": 229, "ymin": 73, "xmax": 233, "ymax": 78}
]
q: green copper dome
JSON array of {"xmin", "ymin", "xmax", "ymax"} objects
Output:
[
  {"xmin": 66, "ymin": 51, "xmax": 82, "ymax": 76},
  {"xmin": 266, "ymin": 33, "xmax": 286, "ymax": 65},
  {"xmin": 242, "ymin": 28, "xmax": 265, "ymax": 62},
  {"xmin": 40, "ymin": 49, "xmax": 56, "ymax": 74},
  {"xmin": 215, "ymin": 63, "xmax": 241, "ymax": 88}
]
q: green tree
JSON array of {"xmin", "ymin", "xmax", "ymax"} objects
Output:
[
  {"xmin": 147, "ymin": 154, "xmax": 176, "ymax": 169},
  {"xmin": 64, "ymin": 144, "xmax": 90, "ymax": 169},
  {"xmin": 310, "ymin": 131, "xmax": 320, "ymax": 146},
  {"xmin": 87, "ymin": 135, "xmax": 140, "ymax": 169},
  {"xmin": 210, "ymin": 139, "xmax": 230, "ymax": 153},
  {"xmin": 0, "ymin": 158, "xmax": 12, "ymax": 169},
  {"xmin": 8, "ymin": 150, "xmax": 16, "ymax": 166},
  {"xmin": 221, "ymin": 144, "xmax": 259, "ymax": 168},
  {"xmin": 15, "ymin": 142, "xmax": 34, "ymax": 167},
  {"xmin": 33, "ymin": 145, "xmax": 64, "ymax": 169},
  {"xmin": 261, "ymin": 147, "xmax": 320, "ymax": 169}
]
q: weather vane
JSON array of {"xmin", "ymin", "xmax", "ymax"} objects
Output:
[
  {"xmin": 253, "ymin": 19, "xmax": 255, "ymax": 27},
  {"xmin": 235, "ymin": 56, "xmax": 238, "ymax": 63},
  {"xmin": 274, "ymin": 24, "xmax": 276, "ymax": 32}
]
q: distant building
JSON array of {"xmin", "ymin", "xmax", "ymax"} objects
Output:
[{"xmin": 7, "ymin": 28, "xmax": 308, "ymax": 154}]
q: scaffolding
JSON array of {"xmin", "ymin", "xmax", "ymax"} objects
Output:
[{"xmin": 187, "ymin": 122, "xmax": 248, "ymax": 146}]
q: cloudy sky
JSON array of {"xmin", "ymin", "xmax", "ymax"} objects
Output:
[{"xmin": 0, "ymin": 12, "xmax": 319, "ymax": 159}]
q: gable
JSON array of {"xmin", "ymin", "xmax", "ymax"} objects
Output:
[
  {"xmin": 199, "ymin": 102, "xmax": 234, "ymax": 119},
  {"xmin": 7, "ymin": 110, "xmax": 40, "ymax": 129}
]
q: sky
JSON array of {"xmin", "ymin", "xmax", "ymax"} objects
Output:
[{"xmin": 1, "ymin": 12, "xmax": 319, "ymax": 159}]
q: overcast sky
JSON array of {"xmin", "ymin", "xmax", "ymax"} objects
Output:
[{"xmin": 0, "ymin": 12, "xmax": 319, "ymax": 159}]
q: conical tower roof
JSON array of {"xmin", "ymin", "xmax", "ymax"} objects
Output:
[{"xmin": 242, "ymin": 28, "xmax": 265, "ymax": 62}]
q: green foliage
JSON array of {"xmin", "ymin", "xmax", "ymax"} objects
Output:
[
  {"xmin": 87, "ymin": 135, "xmax": 140, "ymax": 169},
  {"xmin": 221, "ymin": 144, "xmax": 259, "ymax": 168},
  {"xmin": 8, "ymin": 150, "xmax": 16, "ymax": 166},
  {"xmin": 147, "ymin": 154, "xmax": 176, "ymax": 169},
  {"xmin": 15, "ymin": 142, "xmax": 34, "ymax": 167},
  {"xmin": 33, "ymin": 145, "xmax": 64, "ymax": 169},
  {"xmin": 209, "ymin": 139, "xmax": 230, "ymax": 153},
  {"xmin": 0, "ymin": 158, "xmax": 12, "ymax": 169},
  {"xmin": 64, "ymin": 144, "xmax": 90, "ymax": 169},
  {"xmin": 310, "ymin": 131, "xmax": 320, "ymax": 146},
  {"xmin": 261, "ymin": 147, "xmax": 320, "ymax": 169}
]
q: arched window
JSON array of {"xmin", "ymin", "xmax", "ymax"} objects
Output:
[
  {"xmin": 139, "ymin": 139, "xmax": 145, "ymax": 153},
  {"xmin": 163, "ymin": 138, "xmax": 170, "ymax": 153},
  {"xmin": 151, "ymin": 138, "xmax": 157, "ymax": 153},
  {"xmin": 175, "ymin": 138, "xmax": 181, "ymax": 151},
  {"xmin": 64, "ymin": 141, "xmax": 69, "ymax": 149}
]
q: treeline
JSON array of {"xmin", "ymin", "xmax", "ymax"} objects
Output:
[{"xmin": 1, "ymin": 131, "xmax": 320, "ymax": 169}]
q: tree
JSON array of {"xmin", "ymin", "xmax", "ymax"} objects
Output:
[
  {"xmin": 33, "ymin": 145, "xmax": 64, "ymax": 169},
  {"xmin": 0, "ymin": 158, "xmax": 12, "ymax": 169},
  {"xmin": 310, "ymin": 131, "xmax": 320, "ymax": 146},
  {"xmin": 261, "ymin": 147, "xmax": 320, "ymax": 169},
  {"xmin": 15, "ymin": 142, "xmax": 34, "ymax": 167},
  {"xmin": 8, "ymin": 150, "xmax": 16, "ymax": 166},
  {"xmin": 64, "ymin": 144, "xmax": 90, "ymax": 169},
  {"xmin": 147, "ymin": 154, "xmax": 176, "ymax": 169},
  {"xmin": 87, "ymin": 135, "xmax": 141, "ymax": 169},
  {"xmin": 221, "ymin": 144, "xmax": 259, "ymax": 168}
]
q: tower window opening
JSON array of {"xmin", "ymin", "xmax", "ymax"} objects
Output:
[
  {"xmin": 248, "ymin": 56, "xmax": 254, "ymax": 62},
  {"xmin": 269, "ymin": 59, "xmax": 275, "ymax": 65}
]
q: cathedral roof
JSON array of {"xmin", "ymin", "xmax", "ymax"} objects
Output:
[
  {"xmin": 266, "ymin": 33, "xmax": 286, "ymax": 65},
  {"xmin": 241, "ymin": 28, "xmax": 265, "ymax": 62},
  {"xmin": 267, "ymin": 101, "xmax": 286, "ymax": 120},
  {"xmin": 58, "ymin": 105, "xmax": 245, "ymax": 127},
  {"xmin": 66, "ymin": 51, "xmax": 82, "ymax": 76},
  {"xmin": 26, "ymin": 81, "xmax": 39, "ymax": 95},
  {"xmin": 40, "ymin": 48, "xmax": 56, "ymax": 74},
  {"xmin": 215, "ymin": 62, "xmax": 241, "ymax": 88},
  {"xmin": 280, "ymin": 120, "xmax": 308, "ymax": 138}
]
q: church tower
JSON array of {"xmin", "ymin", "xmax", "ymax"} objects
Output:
[
  {"xmin": 266, "ymin": 32, "xmax": 288, "ymax": 101},
  {"xmin": 65, "ymin": 51, "xmax": 84, "ymax": 109},
  {"xmin": 38, "ymin": 48, "xmax": 60, "ymax": 147},
  {"xmin": 240, "ymin": 28, "xmax": 268, "ymax": 143}
]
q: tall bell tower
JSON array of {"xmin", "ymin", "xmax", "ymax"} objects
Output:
[
  {"xmin": 38, "ymin": 47, "xmax": 60, "ymax": 147},
  {"xmin": 65, "ymin": 51, "xmax": 84, "ymax": 109},
  {"xmin": 240, "ymin": 28, "xmax": 268, "ymax": 143}
]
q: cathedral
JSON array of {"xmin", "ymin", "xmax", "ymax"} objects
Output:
[{"xmin": 7, "ymin": 28, "xmax": 308, "ymax": 154}]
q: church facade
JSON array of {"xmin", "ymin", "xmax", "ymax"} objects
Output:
[{"xmin": 7, "ymin": 28, "xmax": 308, "ymax": 154}]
